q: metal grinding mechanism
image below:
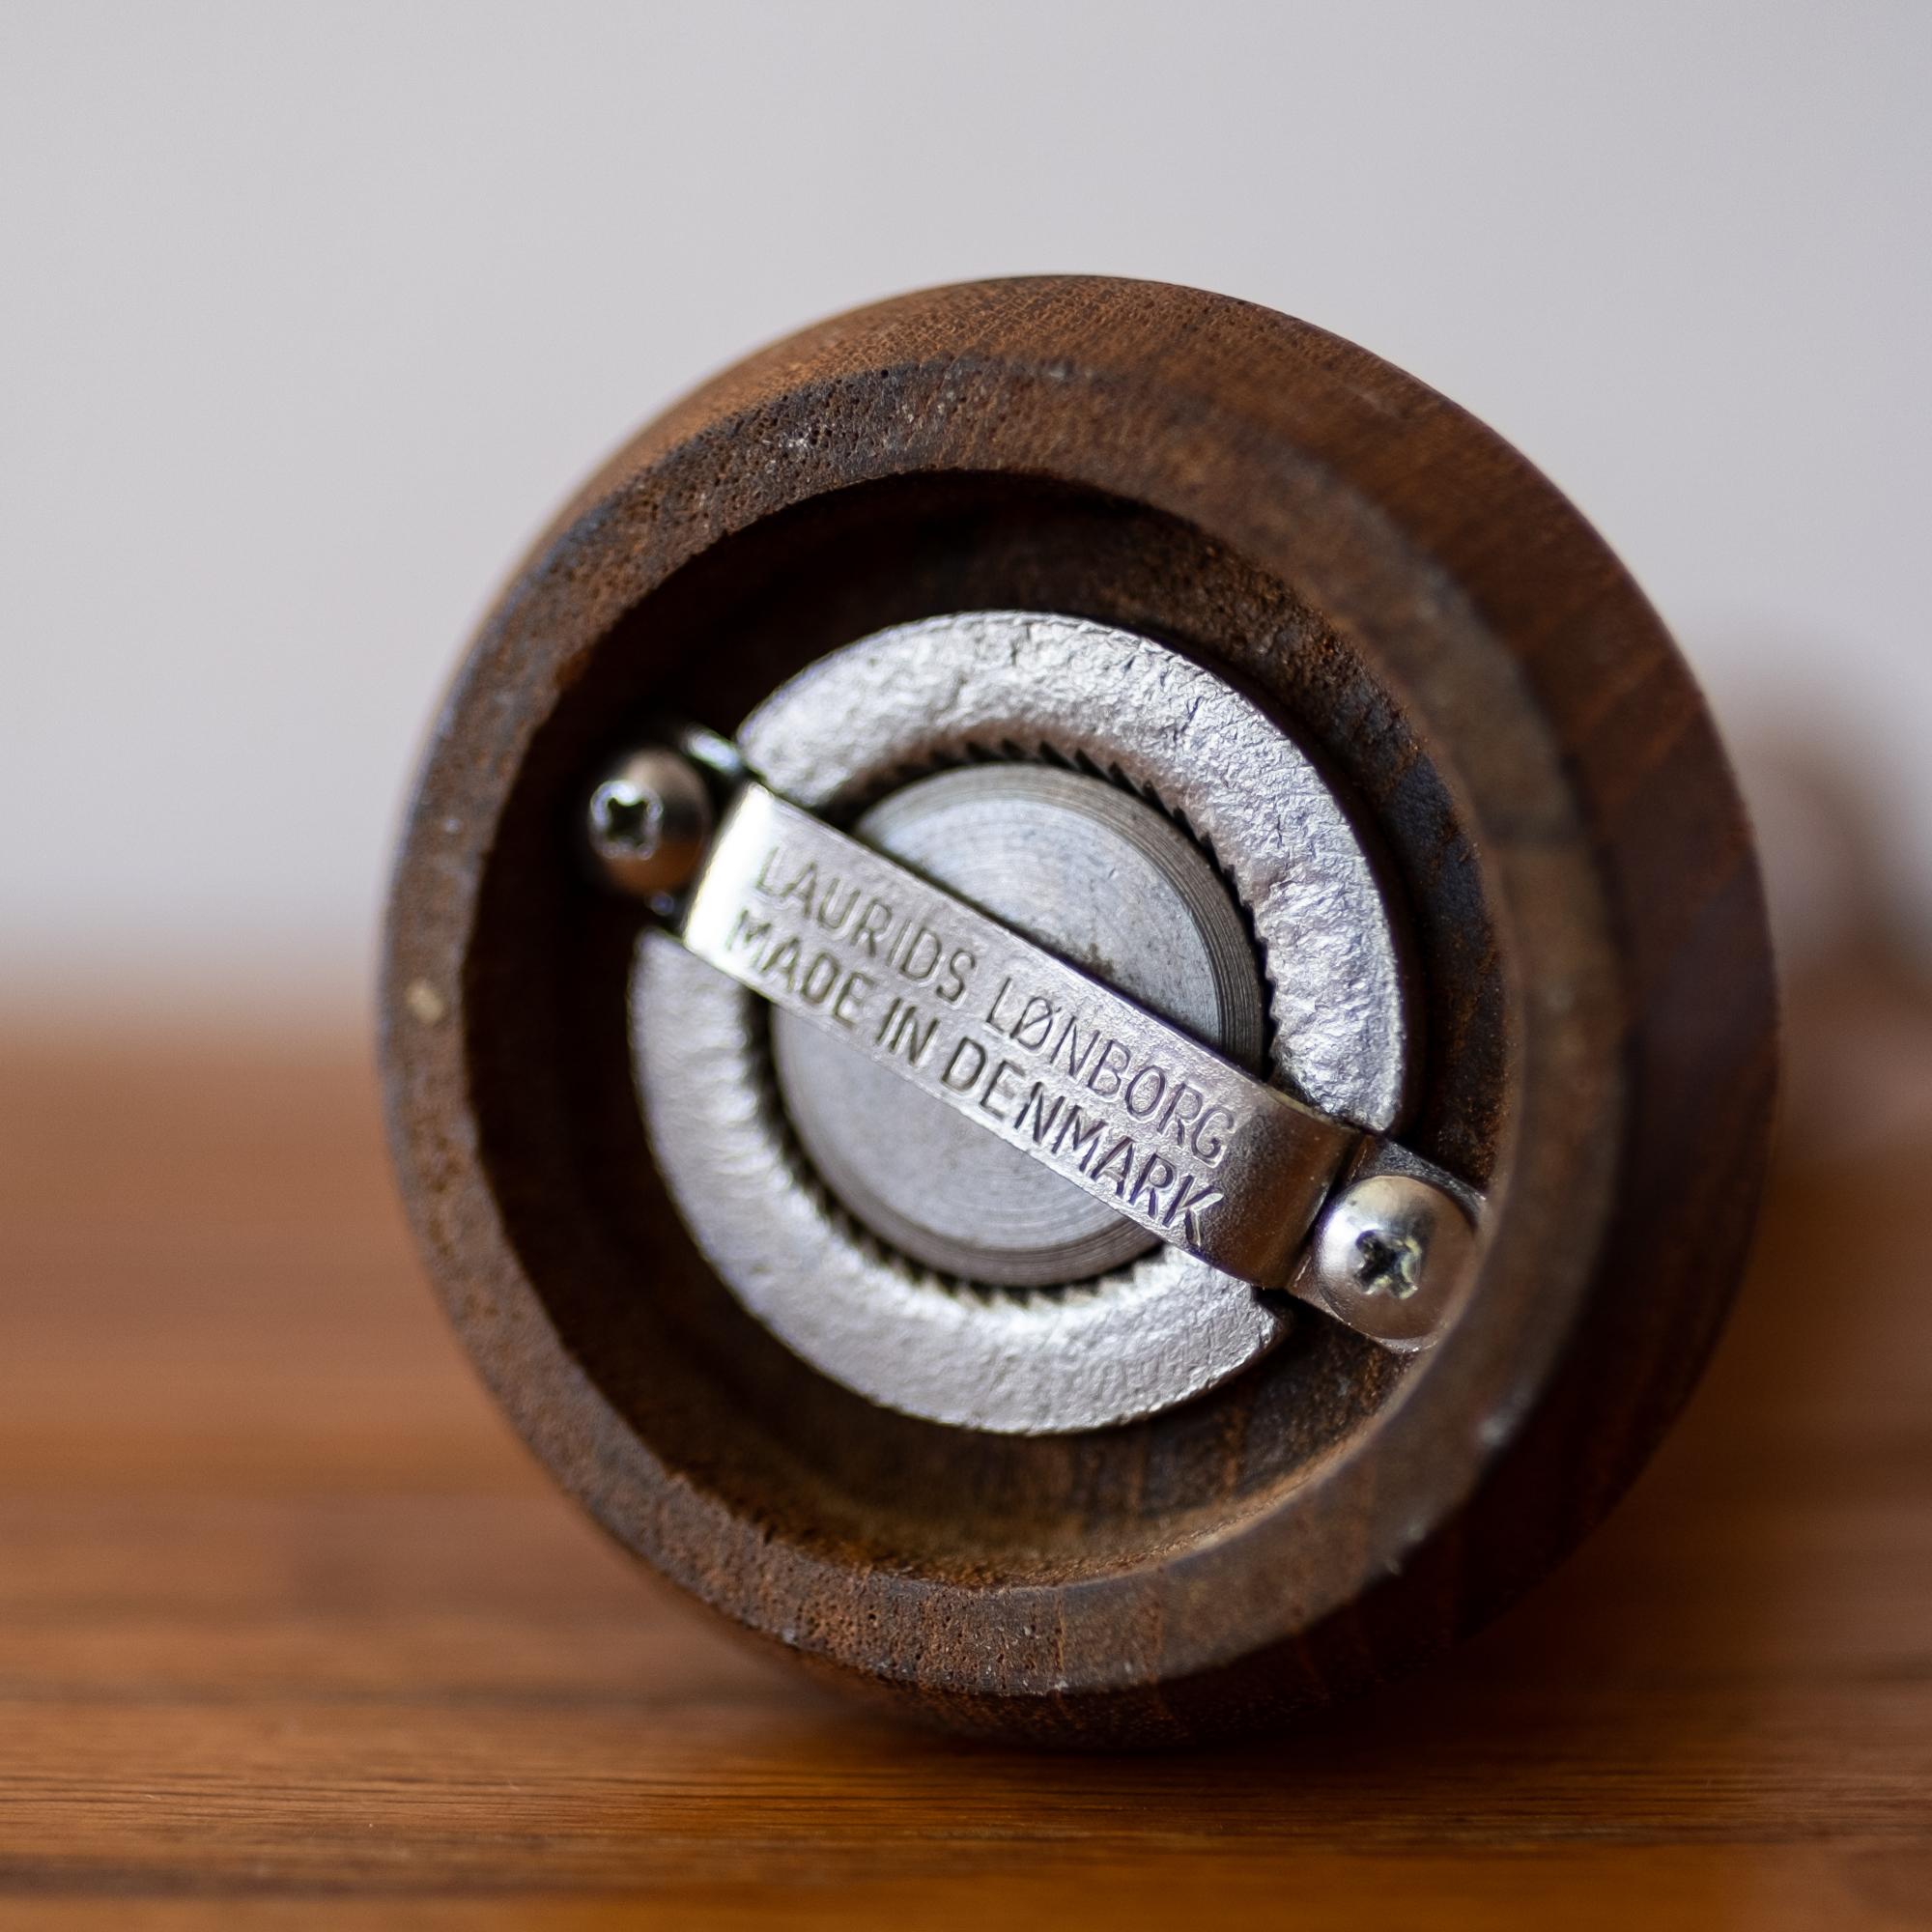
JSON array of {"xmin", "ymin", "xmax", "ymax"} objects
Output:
[{"xmin": 382, "ymin": 278, "xmax": 1776, "ymax": 1747}]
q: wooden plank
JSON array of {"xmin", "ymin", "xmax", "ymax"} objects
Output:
[{"xmin": 0, "ymin": 985, "xmax": 1927, "ymax": 1922}]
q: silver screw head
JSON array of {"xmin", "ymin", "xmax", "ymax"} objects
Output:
[
  {"xmin": 1310, "ymin": 1171, "xmax": 1475, "ymax": 1347},
  {"xmin": 586, "ymin": 747, "xmax": 714, "ymax": 899}
]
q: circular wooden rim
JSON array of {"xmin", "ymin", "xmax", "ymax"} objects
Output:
[{"xmin": 382, "ymin": 277, "xmax": 1775, "ymax": 1735}]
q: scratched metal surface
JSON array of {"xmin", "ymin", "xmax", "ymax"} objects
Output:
[{"xmin": 632, "ymin": 613, "xmax": 1406, "ymax": 1434}]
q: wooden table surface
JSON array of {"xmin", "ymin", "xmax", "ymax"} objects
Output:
[{"xmin": 2, "ymin": 955, "xmax": 1928, "ymax": 1927}]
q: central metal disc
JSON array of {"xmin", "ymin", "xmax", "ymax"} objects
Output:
[{"xmin": 770, "ymin": 764, "xmax": 1269, "ymax": 1287}]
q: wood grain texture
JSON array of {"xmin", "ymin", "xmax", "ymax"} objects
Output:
[
  {"xmin": 380, "ymin": 277, "xmax": 1776, "ymax": 1740},
  {"xmin": 0, "ymin": 968, "xmax": 1925, "ymax": 1922}
]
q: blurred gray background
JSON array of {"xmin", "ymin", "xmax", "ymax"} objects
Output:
[{"xmin": 3, "ymin": 1, "xmax": 1927, "ymax": 1024}]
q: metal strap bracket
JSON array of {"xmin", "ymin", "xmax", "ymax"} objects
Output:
[{"xmin": 676, "ymin": 780, "xmax": 1361, "ymax": 1289}]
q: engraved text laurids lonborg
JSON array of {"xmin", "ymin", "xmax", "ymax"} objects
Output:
[{"xmin": 676, "ymin": 783, "xmax": 1357, "ymax": 1288}]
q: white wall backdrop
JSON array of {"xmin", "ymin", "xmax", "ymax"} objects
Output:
[{"xmin": 3, "ymin": 2, "xmax": 1927, "ymax": 1018}]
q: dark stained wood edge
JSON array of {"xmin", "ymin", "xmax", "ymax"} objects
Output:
[{"xmin": 380, "ymin": 277, "xmax": 1776, "ymax": 1744}]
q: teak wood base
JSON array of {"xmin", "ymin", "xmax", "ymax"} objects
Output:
[{"xmin": 380, "ymin": 277, "xmax": 1776, "ymax": 1746}]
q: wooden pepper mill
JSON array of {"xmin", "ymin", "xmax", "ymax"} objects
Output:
[{"xmin": 380, "ymin": 277, "xmax": 1776, "ymax": 1747}]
